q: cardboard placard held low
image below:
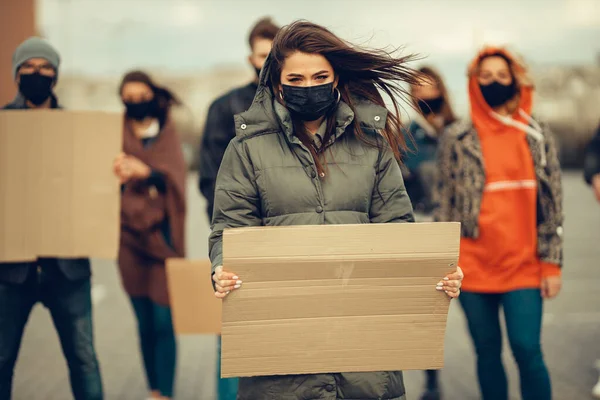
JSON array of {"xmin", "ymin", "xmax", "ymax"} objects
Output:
[
  {"xmin": 0, "ymin": 110, "xmax": 121, "ymax": 262},
  {"xmin": 166, "ymin": 258, "xmax": 222, "ymax": 335},
  {"xmin": 221, "ymin": 222, "xmax": 460, "ymax": 378}
]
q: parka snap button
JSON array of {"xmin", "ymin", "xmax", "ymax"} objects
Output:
[
  {"xmin": 325, "ymin": 384, "xmax": 334, "ymax": 392},
  {"xmin": 374, "ymin": 115, "xmax": 381, "ymax": 122},
  {"xmin": 316, "ymin": 206, "xmax": 323, "ymax": 213},
  {"xmin": 240, "ymin": 123, "xmax": 247, "ymax": 130}
]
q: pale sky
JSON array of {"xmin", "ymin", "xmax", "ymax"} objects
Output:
[
  {"xmin": 36, "ymin": 0, "xmax": 599, "ymax": 111},
  {"xmin": 38, "ymin": 0, "xmax": 599, "ymax": 74}
]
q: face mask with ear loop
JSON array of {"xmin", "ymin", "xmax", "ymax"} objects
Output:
[
  {"xmin": 281, "ymin": 82, "xmax": 340, "ymax": 122},
  {"xmin": 19, "ymin": 72, "xmax": 54, "ymax": 105},
  {"xmin": 479, "ymin": 81, "xmax": 517, "ymax": 108}
]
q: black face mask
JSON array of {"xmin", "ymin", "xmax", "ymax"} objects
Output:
[
  {"xmin": 19, "ymin": 73, "xmax": 54, "ymax": 106},
  {"xmin": 124, "ymin": 99, "xmax": 159, "ymax": 121},
  {"xmin": 417, "ymin": 97, "xmax": 444, "ymax": 115},
  {"xmin": 281, "ymin": 82, "xmax": 337, "ymax": 122},
  {"xmin": 479, "ymin": 81, "xmax": 517, "ymax": 108}
]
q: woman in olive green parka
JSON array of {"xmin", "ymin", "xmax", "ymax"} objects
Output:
[{"xmin": 209, "ymin": 21, "xmax": 464, "ymax": 400}]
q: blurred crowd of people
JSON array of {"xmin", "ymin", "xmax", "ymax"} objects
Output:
[{"xmin": 1, "ymin": 14, "xmax": 599, "ymax": 400}]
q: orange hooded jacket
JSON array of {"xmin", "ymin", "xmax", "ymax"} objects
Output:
[{"xmin": 459, "ymin": 47, "xmax": 560, "ymax": 293}]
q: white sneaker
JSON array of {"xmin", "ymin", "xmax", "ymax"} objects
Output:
[
  {"xmin": 593, "ymin": 378, "xmax": 600, "ymax": 399},
  {"xmin": 593, "ymin": 361, "xmax": 600, "ymax": 399}
]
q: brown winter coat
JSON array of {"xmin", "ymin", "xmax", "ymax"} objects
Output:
[{"xmin": 119, "ymin": 118, "xmax": 186, "ymax": 305}]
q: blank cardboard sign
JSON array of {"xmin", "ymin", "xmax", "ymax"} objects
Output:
[
  {"xmin": 0, "ymin": 110, "xmax": 121, "ymax": 262},
  {"xmin": 221, "ymin": 222, "xmax": 460, "ymax": 378},
  {"xmin": 166, "ymin": 258, "xmax": 222, "ymax": 335}
]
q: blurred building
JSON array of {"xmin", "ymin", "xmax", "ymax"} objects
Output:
[
  {"xmin": 0, "ymin": 0, "xmax": 36, "ymax": 106},
  {"xmin": 534, "ymin": 62, "xmax": 600, "ymax": 167},
  {"xmin": 54, "ymin": 60, "xmax": 600, "ymax": 169}
]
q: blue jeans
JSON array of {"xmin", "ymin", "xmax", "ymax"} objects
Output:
[
  {"xmin": 216, "ymin": 335, "xmax": 238, "ymax": 400},
  {"xmin": 130, "ymin": 297, "xmax": 177, "ymax": 398},
  {"xmin": 0, "ymin": 265, "xmax": 103, "ymax": 399},
  {"xmin": 459, "ymin": 289, "xmax": 551, "ymax": 400}
]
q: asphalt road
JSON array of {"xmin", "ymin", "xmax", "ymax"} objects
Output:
[{"xmin": 11, "ymin": 171, "xmax": 600, "ymax": 400}]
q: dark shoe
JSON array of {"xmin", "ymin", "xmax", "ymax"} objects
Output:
[{"xmin": 420, "ymin": 389, "xmax": 441, "ymax": 400}]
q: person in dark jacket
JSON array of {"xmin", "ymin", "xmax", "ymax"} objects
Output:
[
  {"xmin": 404, "ymin": 66, "xmax": 457, "ymax": 217},
  {"xmin": 584, "ymin": 123, "xmax": 600, "ymax": 399},
  {"xmin": 198, "ymin": 16, "xmax": 280, "ymax": 220},
  {"xmin": 197, "ymin": 16, "xmax": 280, "ymax": 400},
  {"xmin": 0, "ymin": 37, "xmax": 103, "ymax": 400},
  {"xmin": 113, "ymin": 71, "xmax": 187, "ymax": 400},
  {"xmin": 210, "ymin": 21, "xmax": 464, "ymax": 400},
  {"xmin": 584, "ymin": 122, "xmax": 600, "ymax": 202}
]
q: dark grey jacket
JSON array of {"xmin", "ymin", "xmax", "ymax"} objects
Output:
[
  {"xmin": 198, "ymin": 82, "xmax": 258, "ymax": 220},
  {"xmin": 208, "ymin": 57, "xmax": 413, "ymax": 400},
  {"xmin": 0, "ymin": 94, "xmax": 91, "ymax": 284},
  {"xmin": 584, "ymin": 123, "xmax": 600, "ymax": 185}
]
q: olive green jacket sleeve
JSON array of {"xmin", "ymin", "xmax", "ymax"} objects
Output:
[
  {"xmin": 369, "ymin": 146, "xmax": 415, "ymax": 224},
  {"xmin": 208, "ymin": 139, "xmax": 262, "ymax": 274}
]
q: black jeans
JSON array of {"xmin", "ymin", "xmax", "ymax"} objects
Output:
[{"xmin": 0, "ymin": 265, "xmax": 103, "ymax": 400}]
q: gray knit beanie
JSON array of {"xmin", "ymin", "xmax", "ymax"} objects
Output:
[{"xmin": 12, "ymin": 37, "xmax": 60, "ymax": 79}]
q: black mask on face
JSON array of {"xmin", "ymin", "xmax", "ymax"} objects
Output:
[
  {"xmin": 124, "ymin": 98, "xmax": 159, "ymax": 121},
  {"xmin": 281, "ymin": 82, "xmax": 338, "ymax": 122},
  {"xmin": 417, "ymin": 97, "xmax": 444, "ymax": 115},
  {"xmin": 479, "ymin": 81, "xmax": 517, "ymax": 108},
  {"xmin": 19, "ymin": 73, "xmax": 54, "ymax": 106}
]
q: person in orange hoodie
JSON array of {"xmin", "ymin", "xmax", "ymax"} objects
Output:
[{"xmin": 433, "ymin": 47, "xmax": 564, "ymax": 400}]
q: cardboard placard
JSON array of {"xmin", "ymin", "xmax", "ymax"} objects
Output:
[
  {"xmin": 166, "ymin": 258, "xmax": 222, "ymax": 335},
  {"xmin": 221, "ymin": 222, "xmax": 460, "ymax": 378},
  {"xmin": 0, "ymin": 110, "xmax": 121, "ymax": 262}
]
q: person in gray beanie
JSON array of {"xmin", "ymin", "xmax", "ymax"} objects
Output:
[
  {"xmin": 0, "ymin": 37, "xmax": 104, "ymax": 400},
  {"xmin": 5, "ymin": 36, "xmax": 61, "ymax": 108}
]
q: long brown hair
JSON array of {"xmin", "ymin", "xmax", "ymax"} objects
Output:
[
  {"xmin": 412, "ymin": 66, "xmax": 456, "ymax": 126},
  {"xmin": 268, "ymin": 21, "xmax": 420, "ymax": 174},
  {"xmin": 119, "ymin": 70, "xmax": 181, "ymax": 128}
]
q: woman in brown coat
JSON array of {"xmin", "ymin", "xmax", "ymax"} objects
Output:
[{"xmin": 113, "ymin": 71, "xmax": 186, "ymax": 400}]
